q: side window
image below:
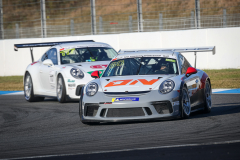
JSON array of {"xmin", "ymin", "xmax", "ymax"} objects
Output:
[
  {"xmin": 48, "ymin": 48, "xmax": 58, "ymax": 65},
  {"xmin": 178, "ymin": 54, "xmax": 191, "ymax": 74},
  {"xmin": 41, "ymin": 52, "xmax": 48, "ymax": 62}
]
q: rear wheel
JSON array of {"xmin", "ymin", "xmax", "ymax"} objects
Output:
[
  {"xmin": 180, "ymin": 86, "xmax": 191, "ymax": 118},
  {"xmin": 203, "ymin": 81, "xmax": 211, "ymax": 113},
  {"xmin": 24, "ymin": 72, "xmax": 44, "ymax": 102},
  {"xmin": 57, "ymin": 74, "xmax": 67, "ymax": 103}
]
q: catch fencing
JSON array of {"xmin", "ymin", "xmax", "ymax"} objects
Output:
[{"xmin": 0, "ymin": 0, "xmax": 240, "ymax": 39}]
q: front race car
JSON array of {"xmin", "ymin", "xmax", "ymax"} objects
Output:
[{"xmin": 80, "ymin": 54, "xmax": 183, "ymax": 123}]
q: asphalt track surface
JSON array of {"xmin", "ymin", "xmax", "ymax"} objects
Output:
[{"xmin": 0, "ymin": 94, "xmax": 240, "ymax": 160}]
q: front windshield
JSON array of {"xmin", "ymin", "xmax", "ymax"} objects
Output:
[
  {"xmin": 60, "ymin": 47, "xmax": 117, "ymax": 64},
  {"xmin": 102, "ymin": 57, "xmax": 179, "ymax": 77}
]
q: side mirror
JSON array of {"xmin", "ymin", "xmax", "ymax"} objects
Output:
[
  {"xmin": 186, "ymin": 67, "xmax": 197, "ymax": 77},
  {"xmin": 43, "ymin": 59, "xmax": 54, "ymax": 67},
  {"xmin": 91, "ymin": 71, "xmax": 100, "ymax": 79}
]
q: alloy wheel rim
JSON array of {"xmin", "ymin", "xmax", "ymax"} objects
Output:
[
  {"xmin": 24, "ymin": 75, "xmax": 31, "ymax": 98},
  {"xmin": 182, "ymin": 89, "xmax": 191, "ymax": 116},
  {"xmin": 57, "ymin": 78, "xmax": 62, "ymax": 100},
  {"xmin": 205, "ymin": 83, "xmax": 212, "ymax": 109}
]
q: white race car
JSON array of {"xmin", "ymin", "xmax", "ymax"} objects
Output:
[{"xmin": 14, "ymin": 40, "xmax": 118, "ymax": 103}]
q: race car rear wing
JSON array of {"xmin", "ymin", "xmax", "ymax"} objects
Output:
[
  {"xmin": 118, "ymin": 46, "xmax": 215, "ymax": 68},
  {"xmin": 14, "ymin": 40, "xmax": 95, "ymax": 62}
]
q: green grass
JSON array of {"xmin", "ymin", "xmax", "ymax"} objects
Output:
[
  {"xmin": 0, "ymin": 76, "xmax": 23, "ymax": 91},
  {"xmin": 0, "ymin": 69, "xmax": 239, "ymax": 91},
  {"xmin": 203, "ymin": 69, "xmax": 240, "ymax": 89}
]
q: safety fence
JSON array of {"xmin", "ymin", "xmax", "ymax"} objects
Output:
[{"xmin": 0, "ymin": 0, "xmax": 240, "ymax": 39}]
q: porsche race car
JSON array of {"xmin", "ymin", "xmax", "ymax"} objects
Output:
[
  {"xmin": 79, "ymin": 47, "xmax": 215, "ymax": 124},
  {"xmin": 14, "ymin": 40, "xmax": 118, "ymax": 103}
]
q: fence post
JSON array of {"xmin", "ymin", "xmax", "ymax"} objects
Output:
[
  {"xmin": 90, "ymin": 0, "xmax": 96, "ymax": 35},
  {"xmin": 159, "ymin": 13, "xmax": 163, "ymax": 30},
  {"xmin": 195, "ymin": 0, "xmax": 201, "ymax": 29},
  {"xmin": 40, "ymin": 0, "xmax": 47, "ymax": 38},
  {"xmin": 129, "ymin": 16, "xmax": 132, "ymax": 32},
  {"xmin": 15, "ymin": 23, "xmax": 19, "ymax": 38},
  {"xmin": 0, "ymin": 0, "xmax": 4, "ymax": 39},
  {"xmin": 191, "ymin": 11, "xmax": 195, "ymax": 28},
  {"xmin": 137, "ymin": 0, "xmax": 143, "ymax": 32},
  {"xmin": 223, "ymin": 9, "xmax": 227, "ymax": 27},
  {"xmin": 99, "ymin": 16, "xmax": 102, "ymax": 34},
  {"xmin": 70, "ymin": 19, "xmax": 74, "ymax": 36}
]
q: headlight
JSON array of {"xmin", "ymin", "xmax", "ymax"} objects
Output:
[
  {"xmin": 86, "ymin": 82, "xmax": 98, "ymax": 96},
  {"xmin": 70, "ymin": 68, "xmax": 84, "ymax": 79},
  {"xmin": 159, "ymin": 79, "xmax": 175, "ymax": 94}
]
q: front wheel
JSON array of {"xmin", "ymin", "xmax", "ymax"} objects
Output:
[
  {"xmin": 57, "ymin": 74, "xmax": 67, "ymax": 103},
  {"xmin": 180, "ymin": 86, "xmax": 191, "ymax": 118},
  {"xmin": 203, "ymin": 81, "xmax": 211, "ymax": 113}
]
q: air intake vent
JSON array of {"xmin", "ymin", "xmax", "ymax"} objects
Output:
[
  {"xmin": 107, "ymin": 108, "xmax": 145, "ymax": 117},
  {"xmin": 144, "ymin": 107, "xmax": 152, "ymax": 115},
  {"xmin": 84, "ymin": 103, "xmax": 99, "ymax": 117},
  {"xmin": 152, "ymin": 101, "xmax": 173, "ymax": 114}
]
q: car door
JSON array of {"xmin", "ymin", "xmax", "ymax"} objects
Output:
[
  {"xmin": 179, "ymin": 54, "xmax": 201, "ymax": 107},
  {"xmin": 40, "ymin": 48, "xmax": 58, "ymax": 94}
]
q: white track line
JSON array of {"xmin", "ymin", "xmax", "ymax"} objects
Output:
[{"xmin": 3, "ymin": 139, "xmax": 240, "ymax": 160}]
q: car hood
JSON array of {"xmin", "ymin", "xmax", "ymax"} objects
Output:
[
  {"xmin": 64, "ymin": 61, "xmax": 109, "ymax": 76},
  {"xmin": 100, "ymin": 75, "xmax": 175, "ymax": 92}
]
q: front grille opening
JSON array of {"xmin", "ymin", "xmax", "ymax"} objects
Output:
[
  {"xmin": 152, "ymin": 101, "xmax": 173, "ymax": 114},
  {"xmin": 144, "ymin": 107, "xmax": 152, "ymax": 115},
  {"xmin": 107, "ymin": 108, "xmax": 145, "ymax": 117},
  {"xmin": 84, "ymin": 104, "xmax": 99, "ymax": 117},
  {"xmin": 100, "ymin": 109, "xmax": 106, "ymax": 117}
]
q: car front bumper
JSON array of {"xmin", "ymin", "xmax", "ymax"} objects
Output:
[{"xmin": 80, "ymin": 90, "xmax": 181, "ymax": 122}]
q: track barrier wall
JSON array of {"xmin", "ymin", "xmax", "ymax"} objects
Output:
[{"xmin": 0, "ymin": 27, "xmax": 240, "ymax": 76}]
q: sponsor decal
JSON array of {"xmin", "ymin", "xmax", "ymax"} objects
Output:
[
  {"xmin": 87, "ymin": 70, "xmax": 104, "ymax": 77},
  {"xmin": 90, "ymin": 65, "xmax": 108, "ymax": 69},
  {"xmin": 68, "ymin": 84, "xmax": 76, "ymax": 87},
  {"xmin": 105, "ymin": 79, "xmax": 159, "ymax": 87},
  {"xmin": 166, "ymin": 59, "xmax": 176, "ymax": 62},
  {"xmin": 60, "ymin": 48, "xmax": 75, "ymax": 56},
  {"xmin": 60, "ymin": 48, "xmax": 64, "ymax": 51},
  {"xmin": 68, "ymin": 79, "xmax": 75, "ymax": 83},
  {"xmin": 109, "ymin": 60, "xmax": 124, "ymax": 69},
  {"xmin": 49, "ymin": 70, "xmax": 55, "ymax": 83},
  {"xmin": 112, "ymin": 97, "xmax": 139, "ymax": 102}
]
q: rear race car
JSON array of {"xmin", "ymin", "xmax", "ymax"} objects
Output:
[
  {"xmin": 14, "ymin": 40, "xmax": 118, "ymax": 103},
  {"xmin": 79, "ymin": 47, "xmax": 215, "ymax": 124}
]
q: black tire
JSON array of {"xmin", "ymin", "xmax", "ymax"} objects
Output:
[
  {"xmin": 180, "ymin": 86, "xmax": 191, "ymax": 119},
  {"xmin": 24, "ymin": 72, "xmax": 45, "ymax": 102},
  {"xmin": 57, "ymin": 74, "xmax": 67, "ymax": 103},
  {"xmin": 203, "ymin": 80, "xmax": 212, "ymax": 113}
]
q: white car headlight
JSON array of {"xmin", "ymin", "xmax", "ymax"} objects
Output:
[
  {"xmin": 159, "ymin": 79, "xmax": 175, "ymax": 94},
  {"xmin": 70, "ymin": 68, "xmax": 84, "ymax": 79},
  {"xmin": 86, "ymin": 82, "xmax": 98, "ymax": 96}
]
